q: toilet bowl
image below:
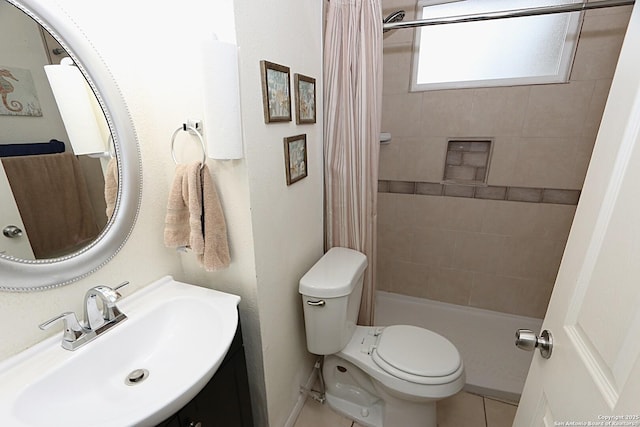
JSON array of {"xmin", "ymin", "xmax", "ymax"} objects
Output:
[
  {"xmin": 324, "ymin": 325, "xmax": 464, "ymax": 426},
  {"xmin": 299, "ymin": 247, "xmax": 465, "ymax": 427}
]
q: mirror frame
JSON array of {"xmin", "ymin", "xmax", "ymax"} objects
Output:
[{"xmin": 0, "ymin": 0, "xmax": 142, "ymax": 291}]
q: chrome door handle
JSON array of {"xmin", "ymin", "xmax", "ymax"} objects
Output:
[
  {"xmin": 2, "ymin": 225, "xmax": 23, "ymax": 238},
  {"xmin": 515, "ymin": 329, "xmax": 553, "ymax": 359}
]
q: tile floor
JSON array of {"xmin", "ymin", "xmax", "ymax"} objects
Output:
[{"xmin": 294, "ymin": 391, "xmax": 517, "ymax": 427}]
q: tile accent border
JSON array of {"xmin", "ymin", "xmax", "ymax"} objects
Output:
[{"xmin": 379, "ymin": 180, "xmax": 581, "ymax": 205}]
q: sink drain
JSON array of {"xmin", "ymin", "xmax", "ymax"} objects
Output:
[{"xmin": 125, "ymin": 368, "xmax": 149, "ymax": 386}]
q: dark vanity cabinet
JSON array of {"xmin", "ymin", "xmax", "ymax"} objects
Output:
[{"xmin": 157, "ymin": 322, "xmax": 254, "ymax": 427}]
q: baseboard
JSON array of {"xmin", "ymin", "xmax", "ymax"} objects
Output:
[{"xmin": 283, "ymin": 360, "xmax": 319, "ymax": 427}]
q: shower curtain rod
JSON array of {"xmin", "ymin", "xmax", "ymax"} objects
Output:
[{"xmin": 382, "ymin": 0, "xmax": 635, "ymax": 31}]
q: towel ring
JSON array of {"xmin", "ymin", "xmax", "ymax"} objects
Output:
[{"xmin": 170, "ymin": 124, "xmax": 206, "ymax": 170}]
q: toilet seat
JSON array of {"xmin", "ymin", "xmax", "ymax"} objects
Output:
[
  {"xmin": 371, "ymin": 325, "xmax": 462, "ymax": 385},
  {"xmin": 337, "ymin": 326, "xmax": 465, "ymax": 400}
]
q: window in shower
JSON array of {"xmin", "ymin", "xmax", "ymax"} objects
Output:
[{"xmin": 411, "ymin": 0, "xmax": 582, "ymax": 91}]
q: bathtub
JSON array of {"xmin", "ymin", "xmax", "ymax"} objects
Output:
[{"xmin": 375, "ymin": 291, "xmax": 543, "ymax": 402}]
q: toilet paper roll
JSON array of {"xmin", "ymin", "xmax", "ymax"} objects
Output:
[
  {"xmin": 202, "ymin": 37, "xmax": 244, "ymax": 160},
  {"xmin": 44, "ymin": 58, "xmax": 109, "ymax": 155}
]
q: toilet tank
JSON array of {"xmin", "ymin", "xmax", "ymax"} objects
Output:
[{"xmin": 299, "ymin": 247, "xmax": 368, "ymax": 355}]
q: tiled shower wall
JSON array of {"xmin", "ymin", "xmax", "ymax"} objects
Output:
[{"xmin": 377, "ymin": 1, "xmax": 632, "ymax": 318}]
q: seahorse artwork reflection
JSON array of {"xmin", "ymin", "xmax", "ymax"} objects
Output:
[{"xmin": 0, "ymin": 68, "xmax": 23, "ymax": 113}]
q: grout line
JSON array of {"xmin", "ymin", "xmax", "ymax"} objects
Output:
[
  {"xmin": 484, "ymin": 395, "xmax": 519, "ymax": 407},
  {"xmin": 483, "ymin": 397, "xmax": 489, "ymax": 427}
]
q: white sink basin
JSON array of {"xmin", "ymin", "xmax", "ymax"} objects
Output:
[{"xmin": 0, "ymin": 276, "xmax": 240, "ymax": 427}]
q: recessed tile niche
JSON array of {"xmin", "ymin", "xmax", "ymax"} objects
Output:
[{"xmin": 443, "ymin": 140, "xmax": 492, "ymax": 184}]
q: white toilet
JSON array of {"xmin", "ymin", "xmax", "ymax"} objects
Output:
[{"xmin": 299, "ymin": 247, "xmax": 465, "ymax": 427}]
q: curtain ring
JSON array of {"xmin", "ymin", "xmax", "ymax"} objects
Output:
[{"xmin": 170, "ymin": 124, "xmax": 206, "ymax": 170}]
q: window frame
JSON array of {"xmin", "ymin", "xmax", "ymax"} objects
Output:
[{"xmin": 410, "ymin": 0, "xmax": 584, "ymax": 92}]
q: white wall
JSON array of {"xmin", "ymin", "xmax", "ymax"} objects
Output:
[
  {"xmin": 234, "ymin": 0, "xmax": 325, "ymax": 425},
  {"xmin": 0, "ymin": 0, "xmax": 324, "ymax": 426}
]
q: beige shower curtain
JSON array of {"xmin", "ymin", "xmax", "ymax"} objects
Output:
[{"xmin": 324, "ymin": 0, "xmax": 382, "ymax": 325}]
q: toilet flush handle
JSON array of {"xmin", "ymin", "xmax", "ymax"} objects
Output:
[{"xmin": 307, "ymin": 300, "xmax": 326, "ymax": 307}]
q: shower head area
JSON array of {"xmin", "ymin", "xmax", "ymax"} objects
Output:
[{"xmin": 383, "ymin": 10, "xmax": 405, "ymax": 32}]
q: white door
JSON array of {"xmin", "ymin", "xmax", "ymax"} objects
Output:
[{"xmin": 514, "ymin": 4, "xmax": 640, "ymax": 425}]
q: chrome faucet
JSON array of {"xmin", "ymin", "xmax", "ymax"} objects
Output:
[
  {"xmin": 84, "ymin": 285, "xmax": 126, "ymax": 330},
  {"xmin": 39, "ymin": 281, "xmax": 129, "ymax": 351}
]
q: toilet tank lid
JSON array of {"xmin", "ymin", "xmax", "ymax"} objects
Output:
[{"xmin": 299, "ymin": 247, "xmax": 368, "ymax": 298}]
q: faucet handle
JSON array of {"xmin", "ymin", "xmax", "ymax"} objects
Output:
[
  {"xmin": 113, "ymin": 281, "xmax": 129, "ymax": 297},
  {"xmin": 39, "ymin": 312, "xmax": 86, "ymax": 343}
]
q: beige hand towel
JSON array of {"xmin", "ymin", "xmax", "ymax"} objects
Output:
[
  {"xmin": 164, "ymin": 162, "xmax": 205, "ymax": 254},
  {"xmin": 164, "ymin": 162, "xmax": 230, "ymax": 271},
  {"xmin": 104, "ymin": 157, "xmax": 118, "ymax": 220}
]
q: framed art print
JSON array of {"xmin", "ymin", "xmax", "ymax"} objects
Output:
[
  {"xmin": 260, "ymin": 60, "xmax": 291, "ymax": 123},
  {"xmin": 294, "ymin": 73, "xmax": 316, "ymax": 124},
  {"xmin": 0, "ymin": 66, "xmax": 42, "ymax": 116},
  {"xmin": 283, "ymin": 134, "xmax": 307, "ymax": 185}
]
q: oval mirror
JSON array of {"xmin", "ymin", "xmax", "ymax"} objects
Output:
[{"xmin": 0, "ymin": 0, "xmax": 142, "ymax": 291}]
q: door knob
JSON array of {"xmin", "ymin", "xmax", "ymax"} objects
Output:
[
  {"xmin": 515, "ymin": 329, "xmax": 553, "ymax": 359},
  {"xmin": 2, "ymin": 225, "xmax": 23, "ymax": 238}
]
